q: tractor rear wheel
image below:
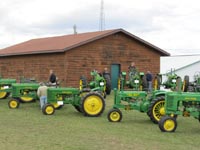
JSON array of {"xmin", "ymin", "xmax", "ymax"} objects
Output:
[
  {"xmin": 182, "ymin": 75, "xmax": 189, "ymax": 92},
  {"xmin": 158, "ymin": 116, "xmax": 177, "ymax": 132},
  {"xmin": 8, "ymin": 98, "xmax": 20, "ymax": 109},
  {"xmin": 81, "ymin": 92, "xmax": 105, "ymax": 117},
  {"xmin": 107, "ymin": 108, "xmax": 122, "ymax": 122},
  {"xmin": 148, "ymin": 96, "xmax": 165, "ymax": 124},
  {"xmin": 42, "ymin": 104, "xmax": 55, "ymax": 115}
]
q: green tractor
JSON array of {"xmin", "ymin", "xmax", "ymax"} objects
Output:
[
  {"xmin": 107, "ymin": 71, "xmax": 189, "ymax": 124},
  {"xmin": 158, "ymin": 89, "xmax": 200, "ymax": 132},
  {"xmin": 42, "ymin": 88, "xmax": 105, "ymax": 117},
  {"xmin": 122, "ymin": 70, "xmax": 147, "ymax": 91},
  {"xmin": 0, "ymin": 77, "xmax": 16, "ymax": 99},
  {"xmin": 8, "ymin": 83, "xmax": 40, "ymax": 108},
  {"xmin": 80, "ymin": 70, "xmax": 111, "ymax": 98}
]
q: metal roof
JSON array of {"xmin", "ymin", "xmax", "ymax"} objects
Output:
[{"xmin": 0, "ymin": 28, "xmax": 170, "ymax": 57}]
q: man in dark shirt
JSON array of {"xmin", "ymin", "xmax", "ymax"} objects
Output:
[{"xmin": 49, "ymin": 70, "xmax": 56, "ymax": 84}]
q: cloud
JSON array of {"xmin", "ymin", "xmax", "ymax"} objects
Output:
[{"xmin": 0, "ymin": 0, "xmax": 200, "ymax": 55}]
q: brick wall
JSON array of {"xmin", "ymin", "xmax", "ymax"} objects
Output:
[
  {"xmin": 65, "ymin": 32, "xmax": 161, "ymax": 87},
  {"xmin": 0, "ymin": 32, "xmax": 161, "ymax": 87}
]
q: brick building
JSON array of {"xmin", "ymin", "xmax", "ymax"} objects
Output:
[{"xmin": 0, "ymin": 29, "xmax": 169, "ymax": 88}]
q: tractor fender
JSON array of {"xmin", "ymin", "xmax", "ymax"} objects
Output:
[{"xmin": 151, "ymin": 90, "xmax": 167, "ymax": 100}]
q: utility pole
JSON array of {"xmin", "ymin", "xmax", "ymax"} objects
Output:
[{"xmin": 99, "ymin": 0, "xmax": 105, "ymax": 31}]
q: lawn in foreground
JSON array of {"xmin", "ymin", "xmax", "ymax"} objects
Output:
[{"xmin": 0, "ymin": 92, "xmax": 200, "ymax": 150}]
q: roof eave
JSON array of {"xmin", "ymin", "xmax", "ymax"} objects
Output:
[{"xmin": 0, "ymin": 49, "xmax": 65, "ymax": 57}]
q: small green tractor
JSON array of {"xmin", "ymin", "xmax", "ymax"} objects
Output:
[
  {"xmin": 42, "ymin": 88, "xmax": 105, "ymax": 117},
  {"xmin": 8, "ymin": 83, "xmax": 105, "ymax": 117},
  {"xmin": 80, "ymin": 70, "xmax": 111, "ymax": 98},
  {"xmin": 0, "ymin": 77, "xmax": 16, "ymax": 99},
  {"xmin": 107, "ymin": 71, "xmax": 189, "ymax": 123},
  {"xmin": 107, "ymin": 71, "xmax": 167, "ymax": 124},
  {"xmin": 155, "ymin": 70, "xmax": 189, "ymax": 92},
  {"xmin": 158, "ymin": 90, "xmax": 200, "ymax": 132},
  {"xmin": 121, "ymin": 71, "xmax": 147, "ymax": 91},
  {"xmin": 8, "ymin": 83, "xmax": 40, "ymax": 108}
]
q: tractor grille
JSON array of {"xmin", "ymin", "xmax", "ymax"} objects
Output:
[{"xmin": 166, "ymin": 95, "xmax": 174, "ymax": 107}]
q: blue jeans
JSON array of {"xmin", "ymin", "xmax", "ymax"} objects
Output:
[
  {"xmin": 40, "ymin": 96, "xmax": 47, "ymax": 109},
  {"xmin": 147, "ymin": 81, "xmax": 152, "ymax": 92}
]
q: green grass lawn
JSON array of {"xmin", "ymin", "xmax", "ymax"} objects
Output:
[{"xmin": 0, "ymin": 92, "xmax": 200, "ymax": 150}]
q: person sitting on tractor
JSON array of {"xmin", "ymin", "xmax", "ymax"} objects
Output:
[{"xmin": 128, "ymin": 62, "xmax": 137, "ymax": 77}]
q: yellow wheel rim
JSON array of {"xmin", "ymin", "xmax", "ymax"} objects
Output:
[
  {"xmin": 20, "ymin": 96, "xmax": 33, "ymax": 102},
  {"xmin": 83, "ymin": 95, "xmax": 103, "ymax": 115},
  {"xmin": 163, "ymin": 119, "xmax": 175, "ymax": 131},
  {"xmin": 10, "ymin": 100, "xmax": 18, "ymax": 108},
  {"xmin": 45, "ymin": 106, "xmax": 54, "ymax": 115},
  {"xmin": 153, "ymin": 100, "xmax": 165, "ymax": 122},
  {"xmin": 79, "ymin": 80, "xmax": 83, "ymax": 91},
  {"xmin": 0, "ymin": 87, "xmax": 7, "ymax": 99},
  {"xmin": 52, "ymin": 103, "xmax": 60, "ymax": 109},
  {"xmin": 154, "ymin": 79, "xmax": 158, "ymax": 90},
  {"xmin": 110, "ymin": 111, "xmax": 120, "ymax": 122},
  {"xmin": 118, "ymin": 79, "xmax": 121, "ymax": 90},
  {"xmin": 0, "ymin": 91, "xmax": 7, "ymax": 99},
  {"xmin": 182, "ymin": 80, "xmax": 186, "ymax": 91}
]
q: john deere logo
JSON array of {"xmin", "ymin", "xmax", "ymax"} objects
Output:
[{"xmin": 185, "ymin": 97, "xmax": 196, "ymax": 100}]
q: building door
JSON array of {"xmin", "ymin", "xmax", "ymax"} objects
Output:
[{"xmin": 111, "ymin": 64, "xmax": 120, "ymax": 89}]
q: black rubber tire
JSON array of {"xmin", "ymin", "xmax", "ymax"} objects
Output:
[
  {"xmin": 42, "ymin": 104, "xmax": 55, "ymax": 115},
  {"xmin": 147, "ymin": 96, "xmax": 165, "ymax": 124},
  {"xmin": 158, "ymin": 116, "xmax": 177, "ymax": 132},
  {"xmin": 81, "ymin": 92, "xmax": 105, "ymax": 117},
  {"xmin": 183, "ymin": 75, "xmax": 189, "ymax": 92},
  {"xmin": 142, "ymin": 75, "xmax": 148, "ymax": 91},
  {"xmin": 104, "ymin": 75, "xmax": 111, "ymax": 95},
  {"xmin": 154, "ymin": 75, "xmax": 161, "ymax": 90},
  {"xmin": 107, "ymin": 108, "xmax": 122, "ymax": 122},
  {"xmin": 8, "ymin": 98, "xmax": 20, "ymax": 109}
]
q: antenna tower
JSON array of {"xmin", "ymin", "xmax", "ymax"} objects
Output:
[{"xmin": 99, "ymin": 0, "xmax": 105, "ymax": 31}]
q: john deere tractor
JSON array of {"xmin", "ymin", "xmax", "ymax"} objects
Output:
[
  {"xmin": 158, "ymin": 81, "xmax": 200, "ymax": 132},
  {"xmin": 0, "ymin": 77, "xmax": 16, "ymax": 99},
  {"xmin": 107, "ymin": 70, "xmax": 189, "ymax": 124},
  {"xmin": 120, "ymin": 70, "xmax": 147, "ymax": 91},
  {"xmin": 42, "ymin": 88, "xmax": 105, "ymax": 117},
  {"xmin": 80, "ymin": 70, "xmax": 111, "ymax": 98},
  {"xmin": 8, "ymin": 83, "xmax": 40, "ymax": 108}
]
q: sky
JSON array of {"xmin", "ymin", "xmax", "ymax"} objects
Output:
[{"xmin": 1, "ymin": 0, "xmax": 200, "ymax": 55}]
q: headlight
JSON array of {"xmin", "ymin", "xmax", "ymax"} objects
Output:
[
  {"xmin": 100, "ymin": 82, "xmax": 104, "ymax": 86},
  {"xmin": 172, "ymin": 79, "xmax": 176, "ymax": 83},
  {"xmin": 134, "ymin": 80, "xmax": 139, "ymax": 84}
]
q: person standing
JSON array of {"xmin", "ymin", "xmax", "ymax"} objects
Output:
[
  {"xmin": 146, "ymin": 71, "xmax": 153, "ymax": 92},
  {"xmin": 49, "ymin": 69, "xmax": 56, "ymax": 84},
  {"xmin": 37, "ymin": 82, "xmax": 48, "ymax": 109}
]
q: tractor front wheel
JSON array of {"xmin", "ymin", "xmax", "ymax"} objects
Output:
[
  {"xmin": 8, "ymin": 99, "xmax": 20, "ymax": 109},
  {"xmin": 42, "ymin": 104, "xmax": 55, "ymax": 115},
  {"xmin": 158, "ymin": 116, "xmax": 177, "ymax": 132},
  {"xmin": 148, "ymin": 96, "xmax": 165, "ymax": 124},
  {"xmin": 81, "ymin": 92, "xmax": 105, "ymax": 117},
  {"xmin": 107, "ymin": 108, "xmax": 122, "ymax": 122}
]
